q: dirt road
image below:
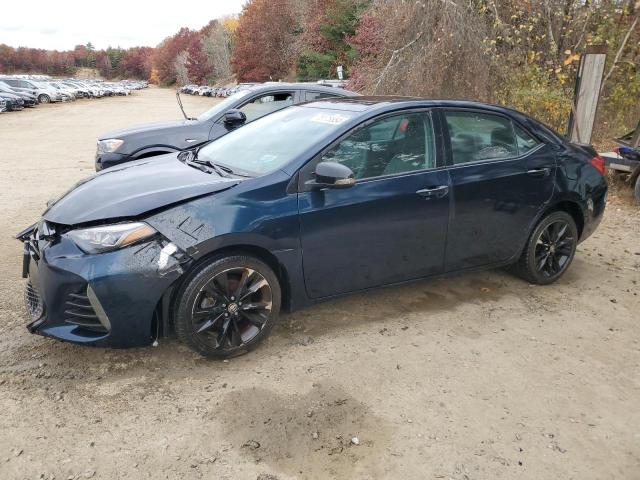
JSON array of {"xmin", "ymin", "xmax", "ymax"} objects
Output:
[{"xmin": 1, "ymin": 88, "xmax": 639, "ymax": 480}]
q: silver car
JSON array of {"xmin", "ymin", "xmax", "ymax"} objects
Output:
[{"xmin": 1, "ymin": 78, "xmax": 63, "ymax": 103}]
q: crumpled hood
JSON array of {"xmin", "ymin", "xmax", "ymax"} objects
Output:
[
  {"xmin": 43, "ymin": 154, "xmax": 241, "ymax": 225},
  {"xmin": 99, "ymin": 119, "xmax": 198, "ymax": 140}
]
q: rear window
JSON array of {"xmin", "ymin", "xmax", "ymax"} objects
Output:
[
  {"xmin": 445, "ymin": 111, "xmax": 518, "ymax": 164},
  {"xmin": 514, "ymin": 124, "xmax": 540, "ymax": 154},
  {"xmin": 305, "ymin": 91, "xmax": 338, "ymax": 101}
]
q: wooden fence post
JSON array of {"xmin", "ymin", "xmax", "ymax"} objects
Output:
[{"xmin": 567, "ymin": 45, "xmax": 607, "ymax": 144}]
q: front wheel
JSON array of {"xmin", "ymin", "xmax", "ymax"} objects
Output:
[
  {"xmin": 634, "ymin": 174, "xmax": 640, "ymax": 205},
  {"xmin": 512, "ymin": 211, "xmax": 578, "ymax": 285},
  {"xmin": 174, "ymin": 255, "xmax": 281, "ymax": 358},
  {"xmin": 38, "ymin": 94, "xmax": 50, "ymax": 104}
]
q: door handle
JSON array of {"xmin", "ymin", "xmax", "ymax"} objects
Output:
[
  {"xmin": 416, "ymin": 185, "xmax": 449, "ymax": 199},
  {"xmin": 527, "ymin": 167, "xmax": 551, "ymax": 177}
]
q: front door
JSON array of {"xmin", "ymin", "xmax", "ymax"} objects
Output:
[{"xmin": 298, "ymin": 110, "xmax": 451, "ymax": 299}]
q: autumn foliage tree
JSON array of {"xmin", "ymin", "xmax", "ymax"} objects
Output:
[
  {"xmin": 153, "ymin": 27, "xmax": 200, "ymax": 84},
  {"xmin": 119, "ymin": 47, "xmax": 153, "ymax": 79},
  {"xmin": 184, "ymin": 36, "xmax": 208, "ymax": 84},
  {"xmin": 231, "ymin": 0, "xmax": 298, "ymax": 82},
  {"xmin": 0, "ymin": 42, "xmax": 153, "ymax": 79}
]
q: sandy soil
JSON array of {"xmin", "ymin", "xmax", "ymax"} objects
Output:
[{"xmin": 0, "ymin": 87, "xmax": 639, "ymax": 480}]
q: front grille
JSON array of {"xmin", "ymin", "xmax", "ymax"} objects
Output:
[
  {"xmin": 64, "ymin": 291, "xmax": 108, "ymax": 333},
  {"xmin": 24, "ymin": 281, "xmax": 44, "ymax": 321}
]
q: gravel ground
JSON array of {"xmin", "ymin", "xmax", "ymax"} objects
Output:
[{"xmin": 0, "ymin": 87, "xmax": 639, "ymax": 480}]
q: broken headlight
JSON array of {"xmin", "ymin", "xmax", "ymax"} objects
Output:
[
  {"xmin": 96, "ymin": 138, "xmax": 124, "ymax": 154},
  {"xmin": 68, "ymin": 222, "xmax": 157, "ymax": 254}
]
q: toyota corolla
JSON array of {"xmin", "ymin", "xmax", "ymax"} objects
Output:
[{"xmin": 17, "ymin": 97, "xmax": 607, "ymax": 358}]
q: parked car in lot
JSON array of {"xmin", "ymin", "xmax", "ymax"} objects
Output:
[
  {"xmin": 0, "ymin": 81, "xmax": 37, "ymax": 107},
  {"xmin": 0, "ymin": 91, "xmax": 25, "ymax": 111},
  {"xmin": 179, "ymin": 84, "xmax": 198, "ymax": 95},
  {"xmin": 61, "ymin": 81, "xmax": 89, "ymax": 98},
  {"xmin": 0, "ymin": 75, "xmax": 146, "ymax": 113},
  {"xmin": 1, "ymin": 77, "xmax": 63, "ymax": 103},
  {"xmin": 95, "ymin": 82, "xmax": 358, "ymax": 170},
  {"xmin": 18, "ymin": 97, "xmax": 608, "ymax": 358},
  {"xmin": 47, "ymin": 81, "xmax": 77, "ymax": 101}
]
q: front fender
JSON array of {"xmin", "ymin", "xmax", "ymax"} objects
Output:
[
  {"xmin": 133, "ymin": 145, "xmax": 181, "ymax": 159},
  {"xmin": 145, "ymin": 171, "xmax": 299, "ymax": 255},
  {"xmin": 144, "ymin": 171, "xmax": 309, "ymax": 310}
]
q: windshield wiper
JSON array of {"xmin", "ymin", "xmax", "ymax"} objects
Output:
[
  {"xmin": 182, "ymin": 148, "xmax": 232, "ymax": 177},
  {"xmin": 182, "ymin": 148, "xmax": 252, "ymax": 178},
  {"xmin": 207, "ymin": 162, "xmax": 231, "ymax": 178}
]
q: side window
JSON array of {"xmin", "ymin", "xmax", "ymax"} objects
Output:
[
  {"xmin": 320, "ymin": 112, "xmax": 435, "ymax": 180},
  {"xmin": 305, "ymin": 91, "xmax": 337, "ymax": 101},
  {"xmin": 514, "ymin": 124, "xmax": 540, "ymax": 154},
  {"xmin": 239, "ymin": 92, "xmax": 294, "ymax": 122},
  {"xmin": 445, "ymin": 111, "xmax": 518, "ymax": 164},
  {"xmin": 4, "ymin": 80, "xmax": 18, "ymax": 87}
]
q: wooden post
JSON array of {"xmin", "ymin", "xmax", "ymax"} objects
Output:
[{"xmin": 567, "ymin": 45, "xmax": 607, "ymax": 144}]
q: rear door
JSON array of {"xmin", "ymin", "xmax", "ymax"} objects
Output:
[
  {"xmin": 440, "ymin": 109, "xmax": 555, "ymax": 271},
  {"xmin": 298, "ymin": 110, "xmax": 451, "ymax": 298}
]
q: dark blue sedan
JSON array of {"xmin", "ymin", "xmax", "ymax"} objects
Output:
[{"xmin": 17, "ymin": 97, "xmax": 608, "ymax": 357}]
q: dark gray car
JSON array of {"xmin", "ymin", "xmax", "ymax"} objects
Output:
[{"xmin": 95, "ymin": 82, "xmax": 358, "ymax": 171}]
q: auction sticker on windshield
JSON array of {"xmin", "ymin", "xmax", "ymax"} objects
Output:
[{"xmin": 311, "ymin": 113, "xmax": 350, "ymax": 125}]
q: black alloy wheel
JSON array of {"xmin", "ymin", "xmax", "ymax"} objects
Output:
[
  {"xmin": 513, "ymin": 211, "xmax": 578, "ymax": 285},
  {"xmin": 174, "ymin": 255, "xmax": 281, "ymax": 358},
  {"xmin": 534, "ymin": 220, "xmax": 574, "ymax": 278}
]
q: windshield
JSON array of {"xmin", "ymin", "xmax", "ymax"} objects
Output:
[
  {"xmin": 197, "ymin": 90, "xmax": 253, "ymax": 121},
  {"xmin": 197, "ymin": 106, "xmax": 356, "ymax": 176}
]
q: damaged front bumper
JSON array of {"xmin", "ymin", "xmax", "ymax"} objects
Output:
[{"xmin": 17, "ymin": 222, "xmax": 192, "ymax": 348}]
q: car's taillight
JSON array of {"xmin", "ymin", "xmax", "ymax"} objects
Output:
[{"xmin": 590, "ymin": 155, "xmax": 605, "ymax": 174}]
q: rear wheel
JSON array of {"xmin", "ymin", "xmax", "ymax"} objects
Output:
[
  {"xmin": 174, "ymin": 255, "xmax": 281, "ymax": 358},
  {"xmin": 38, "ymin": 94, "xmax": 50, "ymax": 104},
  {"xmin": 513, "ymin": 211, "xmax": 578, "ymax": 285}
]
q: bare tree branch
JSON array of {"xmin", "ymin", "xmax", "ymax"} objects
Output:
[
  {"xmin": 372, "ymin": 32, "xmax": 423, "ymax": 94},
  {"xmin": 601, "ymin": 14, "xmax": 639, "ymax": 92},
  {"xmin": 574, "ymin": 10, "xmax": 592, "ymax": 51}
]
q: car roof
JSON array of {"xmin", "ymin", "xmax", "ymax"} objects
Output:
[
  {"xmin": 302, "ymin": 96, "xmax": 530, "ymax": 112},
  {"xmin": 246, "ymin": 82, "xmax": 358, "ymax": 97},
  {"xmin": 306, "ymin": 96, "xmax": 554, "ymax": 121},
  {"xmin": 298, "ymin": 95, "xmax": 566, "ymax": 145}
]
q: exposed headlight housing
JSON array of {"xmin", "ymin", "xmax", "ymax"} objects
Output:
[
  {"xmin": 68, "ymin": 222, "xmax": 157, "ymax": 254},
  {"xmin": 97, "ymin": 138, "xmax": 124, "ymax": 154}
]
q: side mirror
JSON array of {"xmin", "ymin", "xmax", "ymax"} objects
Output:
[
  {"xmin": 306, "ymin": 161, "xmax": 355, "ymax": 189},
  {"xmin": 223, "ymin": 109, "xmax": 247, "ymax": 127}
]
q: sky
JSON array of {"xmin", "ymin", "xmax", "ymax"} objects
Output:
[{"xmin": 0, "ymin": 0, "xmax": 246, "ymax": 51}]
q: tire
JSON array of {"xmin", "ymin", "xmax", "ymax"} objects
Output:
[
  {"xmin": 634, "ymin": 174, "xmax": 640, "ymax": 205},
  {"xmin": 512, "ymin": 211, "xmax": 578, "ymax": 285},
  {"xmin": 174, "ymin": 254, "xmax": 281, "ymax": 358},
  {"xmin": 38, "ymin": 94, "xmax": 50, "ymax": 104}
]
